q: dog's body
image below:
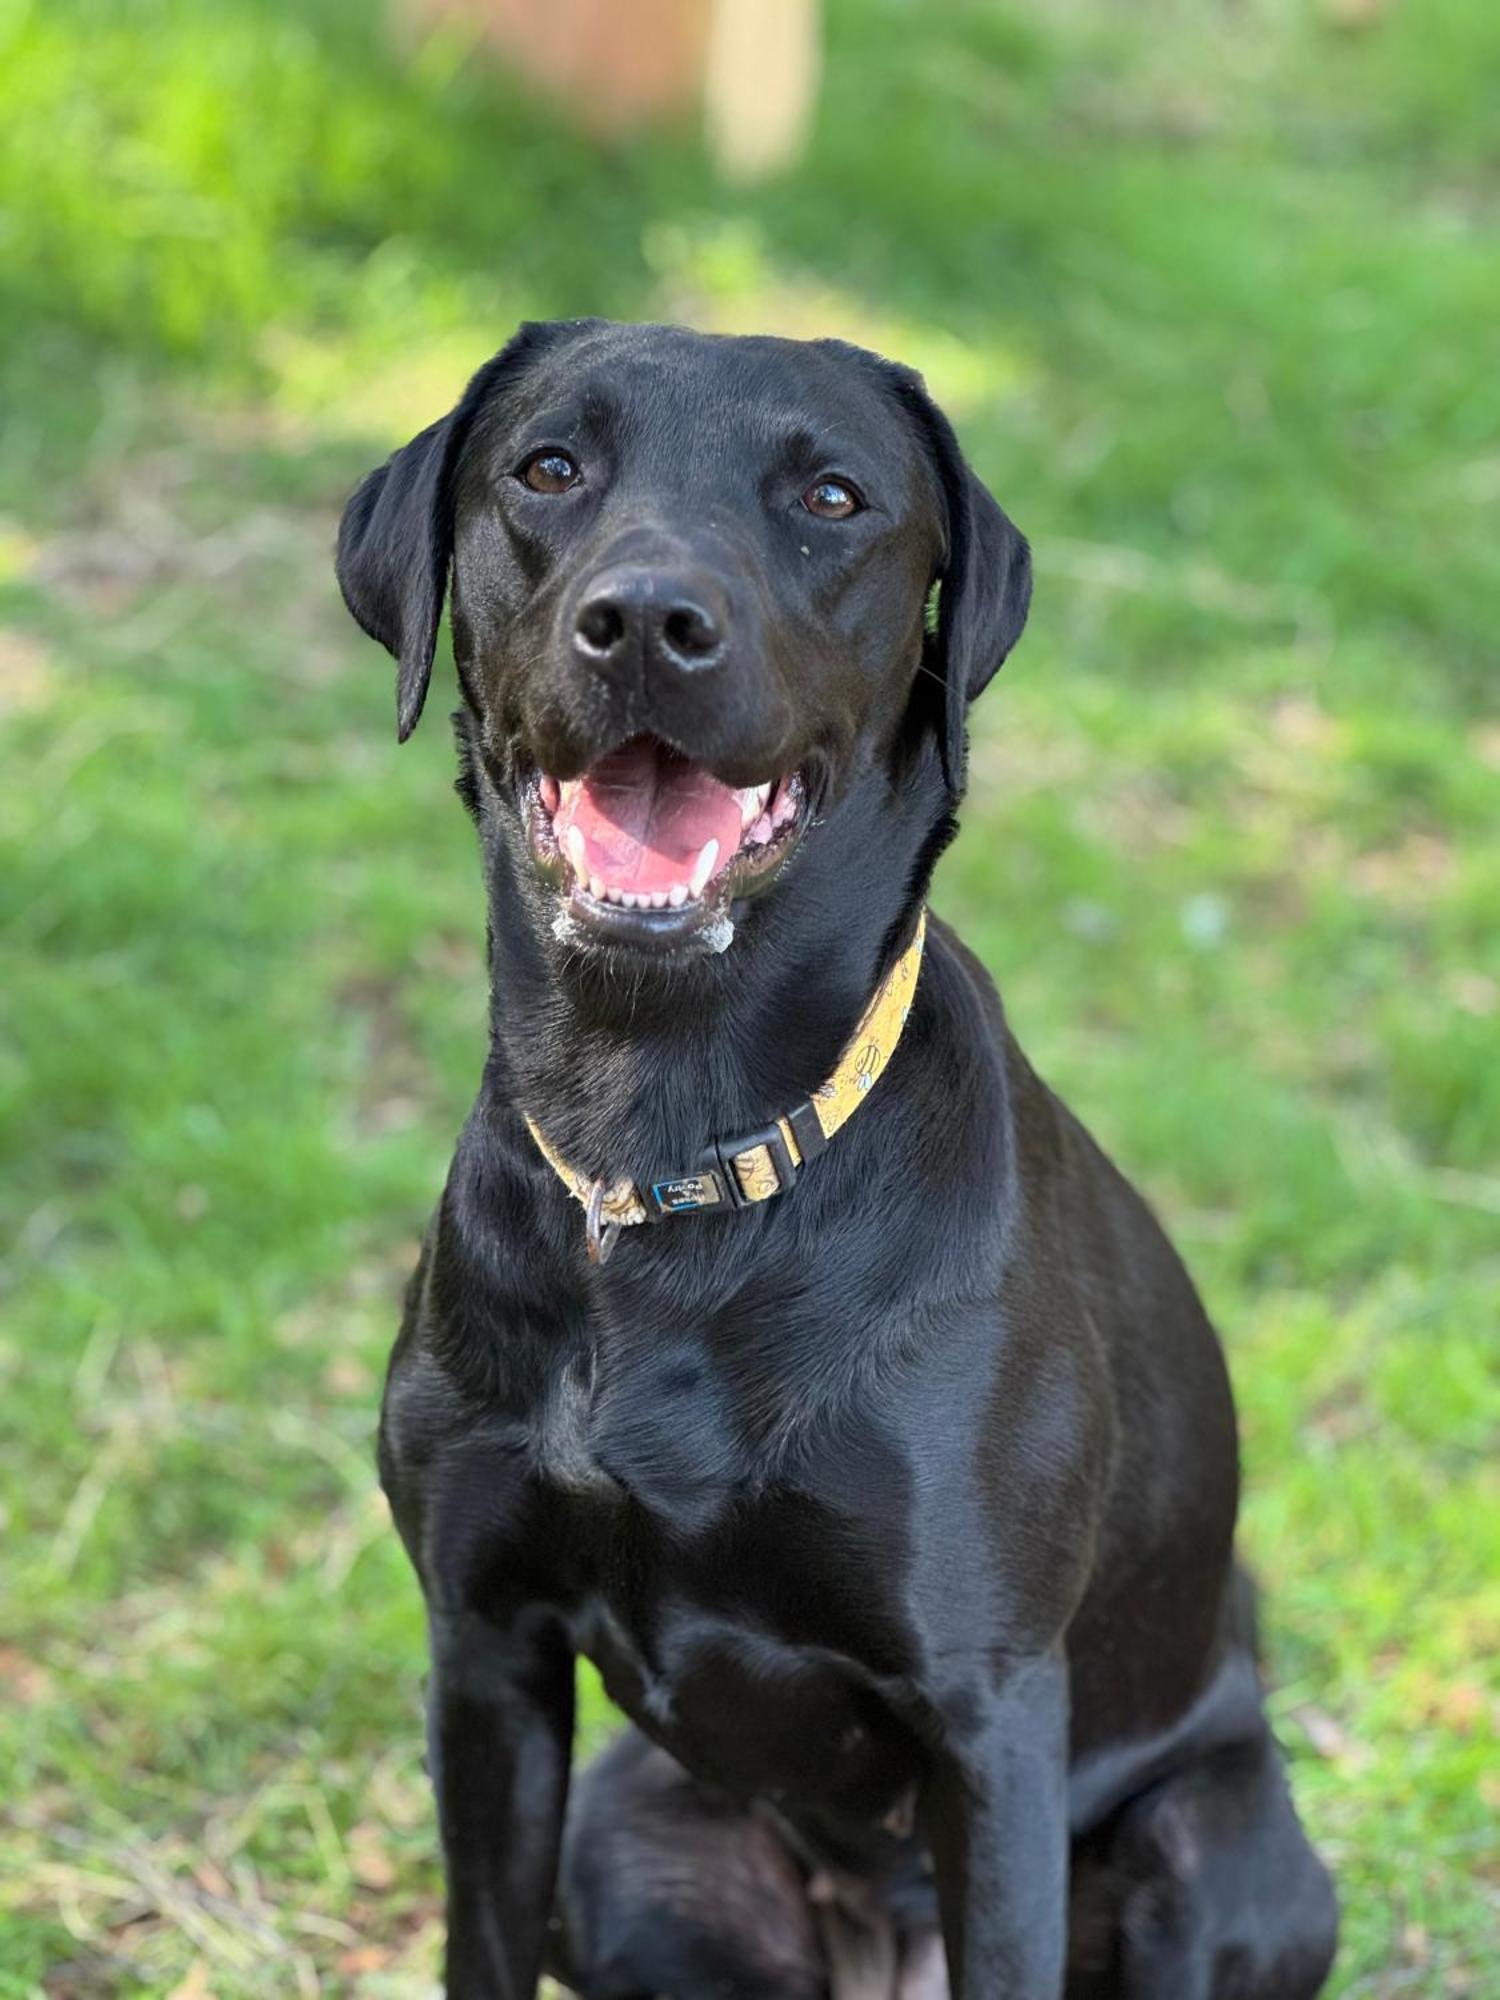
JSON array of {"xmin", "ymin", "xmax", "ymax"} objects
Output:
[{"xmin": 337, "ymin": 320, "xmax": 1336, "ymax": 1998}]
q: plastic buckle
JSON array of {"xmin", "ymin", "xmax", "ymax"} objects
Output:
[{"xmin": 713, "ymin": 1122, "xmax": 798, "ymax": 1208}]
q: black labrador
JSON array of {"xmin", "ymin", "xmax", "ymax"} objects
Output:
[{"xmin": 335, "ymin": 319, "xmax": 1337, "ymax": 1999}]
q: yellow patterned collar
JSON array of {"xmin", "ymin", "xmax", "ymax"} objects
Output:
[{"xmin": 525, "ymin": 908, "xmax": 927, "ymax": 1263}]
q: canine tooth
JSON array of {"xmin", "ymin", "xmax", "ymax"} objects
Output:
[
  {"xmin": 539, "ymin": 774, "xmax": 561, "ymax": 813},
  {"xmin": 772, "ymin": 789, "xmax": 797, "ymax": 825},
  {"xmin": 750, "ymin": 813, "xmax": 773, "ymax": 844},
  {"xmin": 689, "ymin": 839, "xmax": 718, "ymax": 898},
  {"xmin": 565, "ymin": 826, "xmax": 588, "ymax": 876},
  {"xmin": 668, "ymin": 883, "xmax": 688, "ymax": 907},
  {"xmin": 589, "ymin": 873, "xmax": 605, "ymax": 900},
  {"xmin": 738, "ymin": 783, "xmax": 772, "ymax": 827}
]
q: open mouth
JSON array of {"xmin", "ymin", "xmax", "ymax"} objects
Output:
[{"xmin": 526, "ymin": 735, "xmax": 808, "ymax": 943}]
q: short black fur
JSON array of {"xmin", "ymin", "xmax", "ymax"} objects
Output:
[{"xmin": 335, "ymin": 319, "xmax": 1336, "ymax": 1999}]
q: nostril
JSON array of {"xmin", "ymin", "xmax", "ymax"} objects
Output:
[
  {"xmin": 576, "ymin": 598, "xmax": 626, "ymax": 655},
  {"xmin": 662, "ymin": 602, "xmax": 721, "ymax": 662}
]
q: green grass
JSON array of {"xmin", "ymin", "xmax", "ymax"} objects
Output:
[{"xmin": 2, "ymin": 0, "xmax": 1497, "ymax": 1991}]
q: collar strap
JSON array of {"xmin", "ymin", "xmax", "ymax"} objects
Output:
[{"xmin": 525, "ymin": 908, "xmax": 927, "ymax": 1262}]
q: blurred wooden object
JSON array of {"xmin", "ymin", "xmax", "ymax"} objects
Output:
[
  {"xmin": 408, "ymin": 0, "xmax": 821, "ymax": 178},
  {"xmin": 704, "ymin": 0, "xmax": 821, "ymax": 183}
]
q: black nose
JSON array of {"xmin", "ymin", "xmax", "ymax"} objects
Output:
[{"xmin": 572, "ymin": 568, "xmax": 727, "ymax": 680}]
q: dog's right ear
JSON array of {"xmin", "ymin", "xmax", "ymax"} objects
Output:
[
  {"xmin": 336, "ymin": 409, "xmax": 457, "ymax": 742},
  {"xmin": 335, "ymin": 320, "xmax": 586, "ymax": 740}
]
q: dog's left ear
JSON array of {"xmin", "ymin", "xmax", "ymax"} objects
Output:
[
  {"xmin": 932, "ymin": 461, "xmax": 1032, "ymax": 795},
  {"xmin": 887, "ymin": 371, "xmax": 1033, "ymax": 795},
  {"xmin": 336, "ymin": 320, "xmax": 588, "ymax": 741}
]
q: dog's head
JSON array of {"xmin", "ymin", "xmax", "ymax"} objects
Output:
[{"xmin": 337, "ymin": 320, "xmax": 1029, "ymax": 959}]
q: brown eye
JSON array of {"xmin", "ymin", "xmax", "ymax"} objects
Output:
[
  {"xmin": 520, "ymin": 450, "xmax": 580, "ymax": 493},
  {"xmin": 803, "ymin": 477, "xmax": 861, "ymax": 519}
]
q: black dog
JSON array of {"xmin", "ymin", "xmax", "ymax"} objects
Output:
[{"xmin": 336, "ymin": 319, "xmax": 1337, "ymax": 1998}]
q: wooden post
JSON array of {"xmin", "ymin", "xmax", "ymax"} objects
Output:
[{"xmin": 703, "ymin": 0, "xmax": 821, "ymax": 182}]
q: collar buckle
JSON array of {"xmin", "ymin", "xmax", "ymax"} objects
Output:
[
  {"xmin": 711, "ymin": 1121, "xmax": 798, "ymax": 1209},
  {"xmin": 646, "ymin": 1121, "xmax": 800, "ymax": 1219}
]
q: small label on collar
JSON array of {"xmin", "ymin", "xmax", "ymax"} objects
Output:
[{"xmin": 651, "ymin": 1171, "xmax": 724, "ymax": 1214}]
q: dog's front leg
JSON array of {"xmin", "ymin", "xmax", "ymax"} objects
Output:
[
  {"xmin": 920, "ymin": 1651, "xmax": 1070, "ymax": 1999},
  {"xmin": 427, "ymin": 1604, "xmax": 575, "ymax": 2000}
]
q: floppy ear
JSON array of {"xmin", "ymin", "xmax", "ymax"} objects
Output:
[
  {"xmin": 336, "ymin": 411, "xmax": 456, "ymax": 742},
  {"xmin": 933, "ymin": 459, "xmax": 1032, "ymax": 794},
  {"xmin": 335, "ymin": 320, "xmax": 586, "ymax": 740},
  {"xmin": 888, "ymin": 372, "xmax": 1033, "ymax": 795}
]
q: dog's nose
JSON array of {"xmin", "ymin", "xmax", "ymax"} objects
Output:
[{"xmin": 572, "ymin": 568, "xmax": 727, "ymax": 680}]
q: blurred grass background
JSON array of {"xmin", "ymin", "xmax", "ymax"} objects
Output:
[{"xmin": 1, "ymin": 0, "xmax": 1497, "ymax": 1992}]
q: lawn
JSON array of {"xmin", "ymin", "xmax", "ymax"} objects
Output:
[{"xmin": 1, "ymin": 0, "xmax": 1496, "ymax": 1993}]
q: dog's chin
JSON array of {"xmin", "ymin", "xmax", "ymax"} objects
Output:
[{"xmin": 521, "ymin": 733, "xmax": 811, "ymax": 955}]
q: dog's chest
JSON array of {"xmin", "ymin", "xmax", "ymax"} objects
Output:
[
  {"xmin": 573, "ymin": 1586, "xmax": 924, "ymax": 1837},
  {"xmin": 532, "ymin": 1328, "xmax": 762, "ymax": 1533},
  {"xmin": 526, "ymin": 1338, "xmax": 929, "ymax": 1823}
]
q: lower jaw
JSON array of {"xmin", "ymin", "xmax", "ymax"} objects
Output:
[{"xmin": 554, "ymin": 882, "xmax": 738, "ymax": 951}]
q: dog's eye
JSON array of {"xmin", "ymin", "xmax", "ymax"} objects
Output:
[
  {"xmin": 802, "ymin": 477, "xmax": 862, "ymax": 519},
  {"xmin": 519, "ymin": 450, "xmax": 581, "ymax": 494}
]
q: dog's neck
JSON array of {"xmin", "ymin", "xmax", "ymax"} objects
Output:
[
  {"xmin": 486, "ymin": 889, "xmax": 920, "ymax": 1185},
  {"xmin": 479, "ymin": 770, "xmax": 952, "ymax": 1185}
]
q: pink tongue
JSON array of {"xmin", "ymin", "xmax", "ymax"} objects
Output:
[{"xmin": 554, "ymin": 739, "xmax": 744, "ymax": 896}]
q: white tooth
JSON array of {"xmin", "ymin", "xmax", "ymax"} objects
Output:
[
  {"xmin": 618, "ymin": 890, "xmax": 635, "ymax": 909},
  {"xmin": 773, "ymin": 790, "xmax": 796, "ymax": 825},
  {"xmin": 668, "ymin": 883, "xmax": 688, "ymax": 907},
  {"xmin": 539, "ymin": 774, "xmax": 561, "ymax": 813},
  {"xmin": 605, "ymin": 885, "xmax": 624, "ymax": 905},
  {"xmin": 738, "ymin": 783, "xmax": 773, "ymax": 827},
  {"xmin": 650, "ymin": 890, "xmax": 668, "ymax": 909},
  {"xmin": 566, "ymin": 826, "xmax": 588, "ymax": 876},
  {"xmin": 589, "ymin": 874, "xmax": 605, "ymax": 900},
  {"xmin": 750, "ymin": 813, "xmax": 773, "ymax": 844},
  {"xmin": 689, "ymin": 839, "xmax": 718, "ymax": 898}
]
